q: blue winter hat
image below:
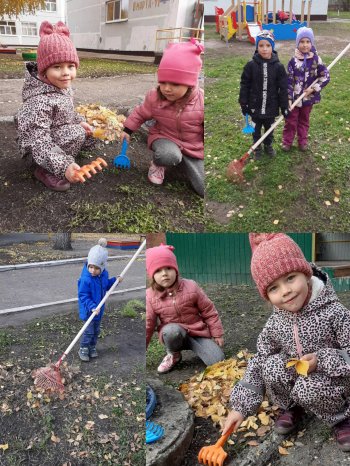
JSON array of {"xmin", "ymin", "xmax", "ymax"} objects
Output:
[
  {"xmin": 87, "ymin": 238, "xmax": 108, "ymax": 272},
  {"xmin": 255, "ymin": 30, "xmax": 275, "ymax": 50},
  {"xmin": 296, "ymin": 27, "xmax": 315, "ymax": 47}
]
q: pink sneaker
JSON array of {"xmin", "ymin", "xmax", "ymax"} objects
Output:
[
  {"xmin": 157, "ymin": 352, "xmax": 182, "ymax": 374},
  {"xmin": 148, "ymin": 162, "xmax": 165, "ymax": 185}
]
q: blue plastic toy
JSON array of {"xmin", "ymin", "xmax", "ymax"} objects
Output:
[
  {"xmin": 114, "ymin": 139, "xmax": 131, "ymax": 169},
  {"xmin": 242, "ymin": 114, "xmax": 255, "ymax": 134},
  {"xmin": 146, "ymin": 421, "xmax": 164, "ymax": 444}
]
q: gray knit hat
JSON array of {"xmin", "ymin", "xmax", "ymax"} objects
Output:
[{"xmin": 87, "ymin": 238, "xmax": 108, "ymax": 272}]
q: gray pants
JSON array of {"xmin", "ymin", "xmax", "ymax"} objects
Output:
[
  {"xmin": 152, "ymin": 138, "xmax": 204, "ymax": 197},
  {"xmin": 162, "ymin": 323, "xmax": 225, "ymax": 366}
]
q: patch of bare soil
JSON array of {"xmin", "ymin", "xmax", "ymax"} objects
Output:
[
  {"xmin": 0, "ymin": 300, "xmax": 145, "ymax": 465},
  {"xmin": 0, "ymin": 122, "xmax": 204, "ymax": 233}
]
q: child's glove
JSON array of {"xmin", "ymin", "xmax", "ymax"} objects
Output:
[
  {"xmin": 240, "ymin": 103, "xmax": 249, "ymax": 116},
  {"xmin": 281, "ymin": 107, "xmax": 290, "ymax": 119}
]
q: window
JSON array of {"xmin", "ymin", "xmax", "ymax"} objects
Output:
[
  {"xmin": 0, "ymin": 21, "xmax": 16, "ymax": 35},
  {"xmin": 22, "ymin": 22, "xmax": 38, "ymax": 36},
  {"xmin": 45, "ymin": 0, "xmax": 57, "ymax": 12},
  {"xmin": 106, "ymin": 0, "xmax": 128, "ymax": 22}
]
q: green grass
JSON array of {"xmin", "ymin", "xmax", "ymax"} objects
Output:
[
  {"xmin": 146, "ymin": 337, "xmax": 165, "ymax": 369},
  {"xmin": 120, "ymin": 299, "xmax": 145, "ymax": 318},
  {"xmin": 204, "ymin": 52, "xmax": 350, "ymax": 231},
  {"xmin": 327, "ymin": 10, "xmax": 350, "ymax": 19},
  {"xmin": 0, "ymin": 55, "xmax": 156, "ymax": 79}
]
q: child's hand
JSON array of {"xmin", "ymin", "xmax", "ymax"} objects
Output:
[
  {"xmin": 222, "ymin": 410, "xmax": 244, "ymax": 436},
  {"xmin": 288, "ymin": 100, "xmax": 293, "ymax": 111},
  {"xmin": 304, "ymin": 87, "xmax": 315, "ymax": 97},
  {"xmin": 65, "ymin": 162, "xmax": 81, "ymax": 183},
  {"xmin": 281, "ymin": 107, "xmax": 290, "ymax": 119},
  {"xmin": 121, "ymin": 131, "xmax": 130, "ymax": 144},
  {"xmin": 80, "ymin": 121, "xmax": 94, "ymax": 136},
  {"xmin": 92, "ymin": 308, "xmax": 100, "ymax": 315},
  {"xmin": 300, "ymin": 353, "xmax": 317, "ymax": 373},
  {"xmin": 213, "ymin": 337, "xmax": 224, "ymax": 347},
  {"xmin": 240, "ymin": 103, "xmax": 249, "ymax": 116}
]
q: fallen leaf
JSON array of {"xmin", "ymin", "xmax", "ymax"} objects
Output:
[
  {"xmin": 0, "ymin": 444, "xmax": 8, "ymax": 451},
  {"xmin": 273, "ymin": 220, "xmax": 279, "ymax": 225},
  {"xmin": 238, "ymin": 213, "xmax": 244, "ymax": 218},
  {"xmin": 334, "ymin": 197, "xmax": 340, "ymax": 203},
  {"xmin": 286, "ymin": 359, "xmax": 309, "ymax": 376},
  {"xmin": 51, "ymin": 432, "xmax": 61, "ymax": 443},
  {"xmin": 84, "ymin": 421, "xmax": 95, "ymax": 430},
  {"xmin": 278, "ymin": 185, "xmax": 283, "ymax": 190},
  {"xmin": 258, "ymin": 412, "xmax": 270, "ymax": 426},
  {"xmin": 247, "ymin": 440, "xmax": 259, "ymax": 446},
  {"xmin": 324, "ymin": 200, "xmax": 331, "ymax": 206},
  {"xmin": 279, "ymin": 446, "xmax": 289, "ymax": 455},
  {"xmin": 98, "ymin": 414, "xmax": 108, "ymax": 420},
  {"xmin": 282, "ymin": 440, "xmax": 294, "ymax": 447},
  {"xmin": 334, "ymin": 189, "xmax": 340, "ymax": 196}
]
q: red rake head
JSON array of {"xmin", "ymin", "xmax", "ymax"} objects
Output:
[
  {"xmin": 33, "ymin": 365, "xmax": 64, "ymax": 393},
  {"xmin": 226, "ymin": 152, "xmax": 250, "ymax": 183},
  {"xmin": 73, "ymin": 157, "xmax": 108, "ymax": 183}
]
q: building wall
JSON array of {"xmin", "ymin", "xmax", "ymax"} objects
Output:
[
  {"xmin": 1, "ymin": 1, "xmax": 65, "ymax": 46},
  {"xmin": 67, "ymin": 0, "xmax": 198, "ymax": 53}
]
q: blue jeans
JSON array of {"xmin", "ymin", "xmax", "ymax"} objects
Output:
[{"xmin": 80, "ymin": 319, "xmax": 101, "ymax": 348}]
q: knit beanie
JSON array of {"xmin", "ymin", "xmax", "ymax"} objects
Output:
[
  {"xmin": 37, "ymin": 21, "xmax": 79, "ymax": 74},
  {"xmin": 255, "ymin": 30, "xmax": 275, "ymax": 50},
  {"xmin": 249, "ymin": 233, "xmax": 312, "ymax": 299},
  {"xmin": 157, "ymin": 38, "xmax": 204, "ymax": 87},
  {"xmin": 146, "ymin": 244, "xmax": 179, "ymax": 278},
  {"xmin": 296, "ymin": 26, "xmax": 315, "ymax": 47},
  {"xmin": 87, "ymin": 238, "xmax": 108, "ymax": 272}
]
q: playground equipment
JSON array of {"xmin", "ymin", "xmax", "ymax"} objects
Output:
[
  {"xmin": 73, "ymin": 157, "xmax": 108, "ymax": 183},
  {"xmin": 215, "ymin": 0, "xmax": 312, "ymax": 43}
]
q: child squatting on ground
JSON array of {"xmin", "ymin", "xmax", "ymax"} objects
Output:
[
  {"xmin": 121, "ymin": 39, "xmax": 204, "ymax": 197},
  {"xmin": 239, "ymin": 30, "xmax": 289, "ymax": 159},
  {"xmin": 223, "ymin": 233, "xmax": 350, "ymax": 452},
  {"xmin": 146, "ymin": 244, "xmax": 225, "ymax": 374},
  {"xmin": 282, "ymin": 27, "xmax": 330, "ymax": 152},
  {"xmin": 16, "ymin": 21, "xmax": 94, "ymax": 192},
  {"xmin": 78, "ymin": 239, "xmax": 116, "ymax": 362}
]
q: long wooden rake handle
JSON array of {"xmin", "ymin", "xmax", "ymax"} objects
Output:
[
  {"xmin": 56, "ymin": 240, "xmax": 146, "ymax": 366},
  {"xmin": 246, "ymin": 41, "xmax": 350, "ymax": 156}
]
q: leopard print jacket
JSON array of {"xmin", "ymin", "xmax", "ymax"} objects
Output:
[
  {"xmin": 230, "ymin": 264, "xmax": 350, "ymax": 417},
  {"xmin": 16, "ymin": 62, "xmax": 86, "ymax": 179}
]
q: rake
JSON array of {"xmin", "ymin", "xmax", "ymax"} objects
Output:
[
  {"xmin": 33, "ymin": 239, "xmax": 146, "ymax": 392},
  {"xmin": 242, "ymin": 113, "xmax": 255, "ymax": 134},
  {"xmin": 114, "ymin": 139, "xmax": 131, "ymax": 169},
  {"xmin": 146, "ymin": 420, "xmax": 164, "ymax": 444},
  {"xmin": 73, "ymin": 157, "xmax": 108, "ymax": 183},
  {"xmin": 198, "ymin": 427, "xmax": 234, "ymax": 466},
  {"xmin": 227, "ymin": 42, "xmax": 350, "ymax": 183}
]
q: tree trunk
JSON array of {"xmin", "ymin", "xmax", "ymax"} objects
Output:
[{"xmin": 53, "ymin": 233, "xmax": 72, "ymax": 251}]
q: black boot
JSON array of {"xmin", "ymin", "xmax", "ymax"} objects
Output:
[
  {"xmin": 264, "ymin": 144, "xmax": 276, "ymax": 157},
  {"xmin": 254, "ymin": 145, "xmax": 263, "ymax": 160}
]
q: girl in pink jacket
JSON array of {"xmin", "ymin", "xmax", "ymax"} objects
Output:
[
  {"xmin": 121, "ymin": 39, "xmax": 204, "ymax": 197},
  {"xmin": 223, "ymin": 233, "xmax": 350, "ymax": 452},
  {"xmin": 146, "ymin": 244, "xmax": 224, "ymax": 374}
]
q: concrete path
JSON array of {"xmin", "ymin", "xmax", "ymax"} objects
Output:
[
  {"xmin": 0, "ymin": 254, "xmax": 145, "ymax": 311},
  {"xmin": 0, "ymin": 73, "xmax": 157, "ymax": 119}
]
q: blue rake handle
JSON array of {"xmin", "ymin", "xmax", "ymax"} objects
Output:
[{"xmin": 114, "ymin": 139, "xmax": 131, "ymax": 169}]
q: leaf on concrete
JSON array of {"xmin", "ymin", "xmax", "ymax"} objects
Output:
[{"xmin": 279, "ymin": 446, "xmax": 289, "ymax": 455}]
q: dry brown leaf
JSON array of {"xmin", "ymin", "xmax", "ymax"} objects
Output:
[
  {"xmin": 273, "ymin": 219, "xmax": 279, "ymax": 225},
  {"xmin": 247, "ymin": 440, "xmax": 259, "ymax": 446},
  {"xmin": 51, "ymin": 432, "xmax": 61, "ymax": 443},
  {"xmin": 98, "ymin": 414, "xmax": 108, "ymax": 420},
  {"xmin": 334, "ymin": 197, "xmax": 340, "ymax": 203},
  {"xmin": 334, "ymin": 189, "xmax": 340, "ymax": 196},
  {"xmin": 324, "ymin": 200, "xmax": 331, "ymax": 206},
  {"xmin": 279, "ymin": 446, "xmax": 289, "ymax": 455}
]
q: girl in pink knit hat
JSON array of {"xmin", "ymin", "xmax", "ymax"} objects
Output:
[
  {"xmin": 121, "ymin": 39, "xmax": 204, "ymax": 197},
  {"xmin": 16, "ymin": 21, "xmax": 94, "ymax": 192},
  {"xmin": 146, "ymin": 244, "xmax": 224, "ymax": 374},
  {"xmin": 223, "ymin": 233, "xmax": 350, "ymax": 452}
]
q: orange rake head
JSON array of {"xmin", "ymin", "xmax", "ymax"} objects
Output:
[
  {"xmin": 73, "ymin": 157, "xmax": 108, "ymax": 183},
  {"xmin": 198, "ymin": 429, "xmax": 233, "ymax": 466},
  {"xmin": 32, "ymin": 364, "xmax": 64, "ymax": 393},
  {"xmin": 226, "ymin": 152, "xmax": 251, "ymax": 183}
]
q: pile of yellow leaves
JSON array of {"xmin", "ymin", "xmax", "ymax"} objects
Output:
[
  {"xmin": 76, "ymin": 104, "xmax": 126, "ymax": 141},
  {"xmin": 179, "ymin": 351, "xmax": 280, "ymax": 438}
]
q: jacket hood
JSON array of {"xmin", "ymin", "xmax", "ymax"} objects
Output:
[
  {"xmin": 253, "ymin": 50, "xmax": 280, "ymax": 64},
  {"xmin": 22, "ymin": 62, "xmax": 72, "ymax": 102},
  {"xmin": 273, "ymin": 263, "xmax": 338, "ymax": 318}
]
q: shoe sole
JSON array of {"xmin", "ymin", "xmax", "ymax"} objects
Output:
[
  {"xmin": 157, "ymin": 358, "xmax": 182, "ymax": 374},
  {"xmin": 148, "ymin": 177, "xmax": 163, "ymax": 185},
  {"xmin": 337, "ymin": 443, "xmax": 350, "ymax": 452}
]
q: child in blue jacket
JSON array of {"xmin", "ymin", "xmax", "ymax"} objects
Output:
[{"xmin": 78, "ymin": 238, "xmax": 116, "ymax": 361}]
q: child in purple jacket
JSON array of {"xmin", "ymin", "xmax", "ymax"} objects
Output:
[{"xmin": 282, "ymin": 27, "xmax": 330, "ymax": 152}]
